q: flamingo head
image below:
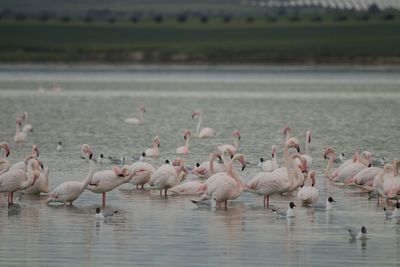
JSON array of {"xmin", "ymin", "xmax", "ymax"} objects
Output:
[
  {"xmin": 233, "ymin": 153, "xmax": 247, "ymax": 171},
  {"xmin": 308, "ymin": 170, "xmax": 316, "ymax": 186},
  {"xmin": 232, "ymin": 130, "xmax": 241, "ymax": 140},
  {"xmin": 113, "ymin": 166, "xmax": 131, "ymax": 178},
  {"xmin": 183, "ymin": 129, "xmax": 192, "ymax": 140},
  {"xmin": 306, "ymin": 130, "xmax": 312, "ymax": 143},
  {"xmin": 224, "ymin": 148, "xmax": 235, "ymax": 159},
  {"xmin": 0, "ymin": 142, "xmax": 10, "ymax": 157},
  {"xmin": 323, "ymin": 147, "xmax": 335, "ymax": 159},
  {"xmin": 191, "ymin": 111, "xmax": 200, "ymax": 119},
  {"xmin": 27, "ymin": 158, "xmax": 41, "ymax": 185},
  {"xmin": 139, "ymin": 105, "xmax": 146, "ymax": 112},
  {"xmin": 282, "ymin": 125, "xmax": 292, "ymax": 135},
  {"xmin": 286, "ymin": 137, "xmax": 300, "ymax": 153},
  {"xmin": 271, "ymin": 145, "xmax": 276, "ymax": 158},
  {"xmin": 81, "ymin": 144, "xmax": 93, "ymax": 160},
  {"xmin": 121, "ymin": 166, "xmax": 133, "ymax": 178},
  {"xmin": 361, "ymin": 151, "xmax": 373, "ymax": 167},
  {"xmin": 16, "ymin": 118, "xmax": 23, "ymax": 127},
  {"xmin": 292, "ymin": 154, "xmax": 307, "ymax": 173},
  {"xmin": 154, "ymin": 136, "xmax": 161, "ymax": 147},
  {"xmin": 32, "ymin": 144, "xmax": 39, "ymax": 158},
  {"xmin": 211, "ymin": 151, "xmax": 222, "ymax": 161}
]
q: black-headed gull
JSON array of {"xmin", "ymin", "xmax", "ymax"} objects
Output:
[
  {"xmin": 273, "ymin": 202, "xmax": 296, "ymax": 218},
  {"xmin": 384, "ymin": 202, "xmax": 400, "ymax": 219},
  {"xmin": 348, "ymin": 226, "xmax": 368, "ymax": 240},
  {"xmin": 312, "ymin": 197, "xmax": 335, "ymax": 211},
  {"xmin": 95, "ymin": 207, "xmax": 119, "ymax": 220}
]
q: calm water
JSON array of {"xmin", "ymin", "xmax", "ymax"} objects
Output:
[{"xmin": 0, "ymin": 65, "xmax": 400, "ymax": 266}]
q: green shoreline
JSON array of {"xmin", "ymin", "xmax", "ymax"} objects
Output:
[{"xmin": 1, "ymin": 18, "xmax": 400, "ymax": 64}]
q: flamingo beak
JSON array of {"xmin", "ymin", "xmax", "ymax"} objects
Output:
[
  {"xmin": 6, "ymin": 150, "xmax": 10, "ymax": 157},
  {"xmin": 295, "ymin": 145, "xmax": 300, "ymax": 153},
  {"xmin": 89, "ymin": 153, "xmax": 93, "ymax": 160},
  {"xmin": 238, "ymin": 135, "xmax": 241, "ymax": 141}
]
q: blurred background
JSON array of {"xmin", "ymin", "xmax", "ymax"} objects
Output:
[{"xmin": 0, "ymin": 0, "xmax": 399, "ymax": 64}]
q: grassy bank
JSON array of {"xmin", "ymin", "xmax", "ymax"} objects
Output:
[{"xmin": 0, "ymin": 17, "xmax": 400, "ymax": 64}]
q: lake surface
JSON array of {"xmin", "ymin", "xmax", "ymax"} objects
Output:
[{"xmin": 0, "ymin": 64, "xmax": 400, "ymax": 266}]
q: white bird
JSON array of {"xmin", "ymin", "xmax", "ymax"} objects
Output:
[
  {"xmin": 108, "ymin": 156, "xmax": 125, "ymax": 165},
  {"xmin": 144, "ymin": 136, "xmax": 160, "ymax": 157},
  {"xmin": 348, "ymin": 226, "xmax": 368, "ymax": 240},
  {"xmin": 97, "ymin": 153, "xmax": 106, "ymax": 163},
  {"xmin": 259, "ymin": 145, "xmax": 279, "ymax": 172},
  {"xmin": 127, "ymin": 161, "xmax": 155, "ymax": 189},
  {"xmin": 95, "ymin": 207, "xmax": 118, "ymax": 220},
  {"xmin": 0, "ymin": 157, "xmax": 41, "ymax": 205},
  {"xmin": 176, "ymin": 129, "xmax": 192, "ymax": 155},
  {"xmin": 125, "ymin": 105, "xmax": 146, "ymax": 124},
  {"xmin": 46, "ymin": 159, "xmax": 96, "ymax": 205},
  {"xmin": 57, "ymin": 141, "xmax": 63, "ymax": 152},
  {"xmin": 0, "ymin": 142, "xmax": 11, "ymax": 175},
  {"xmin": 191, "ymin": 110, "xmax": 216, "ymax": 138},
  {"xmin": 384, "ymin": 202, "xmax": 400, "ymax": 219},
  {"xmin": 312, "ymin": 197, "xmax": 336, "ymax": 211},
  {"xmin": 297, "ymin": 170, "xmax": 319, "ymax": 205},
  {"xmin": 273, "ymin": 202, "xmax": 296, "ymax": 218}
]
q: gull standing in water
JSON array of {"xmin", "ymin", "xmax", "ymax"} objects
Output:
[
  {"xmin": 384, "ymin": 202, "xmax": 400, "ymax": 219},
  {"xmin": 57, "ymin": 141, "xmax": 63, "ymax": 152},
  {"xmin": 95, "ymin": 207, "xmax": 118, "ymax": 220},
  {"xmin": 312, "ymin": 197, "xmax": 336, "ymax": 211},
  {"xmin": 348, "ymin": 226, "xmax": 368, "ymax": 240},
  {"xmin": 272, "ymin": 202, "xmax": 296, "ymax": 218}
]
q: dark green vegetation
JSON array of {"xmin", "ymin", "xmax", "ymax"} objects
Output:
[{"xmin": 1, "ymin": 15, "xmax": 400, "ymax": 64}]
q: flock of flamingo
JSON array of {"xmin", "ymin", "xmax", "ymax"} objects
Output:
[{"xmin": 1, "ymin": 106, "xmax": 400, "ymax": 225}]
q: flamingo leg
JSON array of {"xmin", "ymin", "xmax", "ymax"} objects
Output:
[
  {"xmin": 10, "ymin": 192, "xmax": 14, "ymax": 204},
  {"xmin": 164, "ymin": 188, "xmax": 168, "ymax": 197},
  {"xmin": 224, "ymin": 201, "xmax": 227, "ymax": 210},
  {"xmin": 102, "ymin": 192, "xmax": 106, "ymax": 208},
  {"xmin": 263, "ymin": 195, "xmax": 266, "ymax": 208},
  {"xmin": 160, "ymin": 190, "xmax": 162, "ymax": 196},
  {"xmin": 136, "ymin": 185, "xmax": 138, "ymax": 189},
  {"xmin": 267, "ymin": 195, "xmax": 269, "ymax": 208},
  {"xmin": 377, "ymin": 194, "xmax": 380, "ymax": 205},
  {"xmin": 141, "ymin": 185, "xmax": 144, "ymax": 189}
]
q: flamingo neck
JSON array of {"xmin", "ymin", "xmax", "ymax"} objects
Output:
[
  {"xmin": 324, "ymin": 154, "xmax": 336, "ymax": 179},
  {"xmin": 82, "ymin": 160, "xmax": 96, "ymax": 190},
  {"xmin": 234, "ymin": 139, "xmax": 239, "ymax": 150},
  {"xmin": 226, "ymin": 157, "xmax": 244, "ymax": 190},
  {"xmin": 196, "ymin": 115, "xmax": 202, "ymax": 136},
  {"xmin": 184, "ymin": 136, "xmax": 190, "ymax": 150},
  {"xmin": 139, "ymin": 110, "xmax": 144, "ymax": 122},
  {"xmin": 209, "ymin": 156, "xmax": 216, "ymax": 175},
  {"xmin": 305, "ymin": 139, "xmax": 310, "ymax": 155},
  {"xmin": 152, "ymin": 142, "xmax": 159, "ymax": 154}
]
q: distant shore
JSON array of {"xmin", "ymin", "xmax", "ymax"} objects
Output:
[{"xmin": 0, "ymin": 18, "xmax": 399, "ymax": 64}]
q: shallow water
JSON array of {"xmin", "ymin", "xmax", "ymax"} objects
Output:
[{"xmin": 0, "ymin": 65, "xmax": 400, "ymax": 266}]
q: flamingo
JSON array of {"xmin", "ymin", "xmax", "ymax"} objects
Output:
[
  {"xmin": 143, "ymin": 136, "xmax": 160, "ymax": 157},
  {"xmin": 302, "ymin": 130, "xmax": 313, "ymax": 169},
  {"xmin": 297, "ymin": 170, "xmax": 319, "ymax": 205},
  {"xmin": 259, "ymin": 145, "xmax": 279, "ymax": 172},
  {"xmin": 373, "ymin": 163, "xmax": 395, "ymax": 205},
  {"xmin": 0, "ymin": 142, "xmax": 11, "ymax": 175},
  {"xmin": 14, "ymin": 118, "xmax": 27, "ymax": 143},
  {"xmin": 125, "ymin": 105, "xmax": 146, "ymax": 124},
  {"xmin": 127, "ymin": 161, "xmax": 155, "ymax": 188},
  {"xmin": 20, "ymin": 111, "xmax": 34, "ymax": 133},
  {"xmin": 23, "ymin": 166, "xmax": 50, "ymax": 194},
  {"xmin": 192, "ymin": 151, "xmax": 224, "ymax": 179},
  {"xmin": 86, "ymin": 166, "xmax": 133, "ymax": 207},
  {"xmin": 169, "ymin": 180, "xmax": 204, "ymax": 196},
  {"xmin": 333, "ymin": 151, "xmax": 371, "ymax": 184},
  {"xmin": 191, "ymin": 110, "xmax": 216, "ymax": 138},
  {"xmin": 176, "ymin": 129, "xmax": 192, "ymax": 155},
  {"xmin": 47, "ymin": 158, "xmax": 96, "ymax": 205},
  {"xmin": 192, "ymin": 153, "xmax": 246, "ymax": 210},
  {"xmin": 81, "ymin": 144, "xmax": 93, "ymax": 160},
  {"xmin": 217, "ymin": 130, "xmax": 241, "ymax": 155},
  {"xmin": 10, "ymin": 144, "xmax": 40, "ymax": 171},
  {"xmin": 148, "ymin": 158, "xmax": 187, "ymax": 196},
  {"xmin": 382, "ymin": 159, "xmax": 400, "ymax": 201},
  {"xmin": 0, "ymin": 157, "xmax": 41, "ymax": 204},
  {"xmin": 346, "ymin": 166, "xmax": 382, "ymax": 188},
  {"xmin": 245, "ymin": 137, "xmax": 303, "ymax": 208}
]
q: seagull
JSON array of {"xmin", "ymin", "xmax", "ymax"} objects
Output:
[
  {"xmin": 95, "ymin": 207, "xmax": 119, "ymax": 220},
  {"xmin": 312, "ymin": 197, "xmax": 335, "ymax": 211},
  {"xmin": 108, "ymin": 156, "xmax": 125, "ymax": 165},
  {"xmin": 56, "ymin": 141, "xmax": 63, "ymax": 152},
  {"xmin": 272, "ymin": 202, "xmax": 296, "ymax": 218},
  {"xmin": 348, "ymin": 226, "xmax": 368, "ymax": 240},
  {"xmin": 384, "ymin": 202, "xmax": 400, "ymax": 219},
  {"xmin": 97, "ymin": 153, "xmax": 105, "ymax": 163},
  {"xmin": 334, "ymin": 152, "xmax": 345, "ymax": 164}
]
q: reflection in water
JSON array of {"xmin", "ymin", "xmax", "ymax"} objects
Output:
[{"xmin": 0, "ymin": 66, "xmax": 400, "ymax": 266}]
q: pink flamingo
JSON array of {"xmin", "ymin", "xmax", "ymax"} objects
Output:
[
  {"xmin": 47, "ymin": 159, "xmax": 96, "ymax": 205},
  {"xmin": 127, "ymin": 161, "xmax": 155, "ymax": 188},
  {"xmin": 259, "ymin": 145, "xmax": 279, "ymax": 172},
  {"xmin": 20, "ymin": 111, "xmax": 33, "ymax": 133},
  {"xmin": 125, "ymin": 105, "xmax": 146, "ymax": 124},
  {"xmin": 192, "ymin": 153, "xmax": 247, "ymax": 210},
  {"xmin": 346, "ymin": 166, "xmax": 382, "ymax": 188},
  {"xmin": 245, "ymin": 137, "xmax": 303, "ymax": 208},
  {"xmin": 148, "ymin": 158, "xmax": 188, "ymax": 196},
  {"xmin": 297, "ymin": 170, "xmax": 319, "ymax": 205},
  {"xmin": 383, "ymin": 159, "xmax": 400, "ymax": 201},
  {"xmin": 333, "ymin": 151, "xmax": 371, "ymax": 184},
  {"xmin": 23, "ymin": 166, "xmax": 50, "ymax": 194},
  {"xmin": 86, "ymin": 165, "xmax": 133, "ymax": 207},
  {"xmin": 169, "ymin": 180, "xmax": 204, "ymax": 196},
  {"xmin": 374, "ymin": 163, "xmax": 396, "ymax": 204},
  {"xmin": 10, "ymin": 144, "xmax": 40, "ymax": 171},
  {"xmin": 217, "ymin": 130, "xmax": 241, "ymax": 155},
  {"xmin": 192, "ymin": 151, "xmax": 224, "ymax": 179},
  {"xmin": 0, "ymin": 157, "xmax": 41, "ymax": 204},
  {"xmin": 144, "ymin": 136, "xmax": 160, "ymax": 157},
  {"xmin": 0, "ymin": 142, "xmax": 11, "ymax": 175},
  {"xmin": 192, "ymin": 110, "xmax": 216, "ymax": 138},
  {"xmin": 176, "ymin": 129, "xmax": 192, "ymax": 155}
]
